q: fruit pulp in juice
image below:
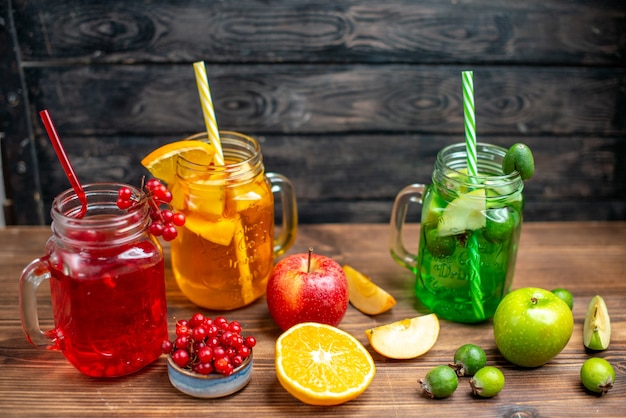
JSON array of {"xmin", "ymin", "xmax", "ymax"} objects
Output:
[
  {"xmin": 48, "ymin": 240, "xmax": 168, "ymax": 377},
  {"xmin": 415, "ymin": 185, "xmax": 523, "ymax": 323},
  {"xmin": 170, "ymin": 168, "xmax": 275, "ymax": 310}
]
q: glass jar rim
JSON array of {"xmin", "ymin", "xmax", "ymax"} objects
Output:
[
  {"xmin": 176, "ymin": 131, "xmax": 263, "ymax": 181},
  {"xmin": 435, "ymin": 142, "xmax": 523, "ymax": 189}
]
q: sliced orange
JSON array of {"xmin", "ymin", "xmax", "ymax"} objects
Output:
[
  {"xmin": 183, "ymin": 212, "xmax": 237, "ymax": 246},
  {"xmin": 275, "ymin": 322, "xmax": 376, "ymax": 406},
  {"xmin": 343, "ymin": 265, "xmax": 396, "ymax": 315},
  {"xmin": 141, "ymin": 140, "xmax": 216, "ymax": 185}
]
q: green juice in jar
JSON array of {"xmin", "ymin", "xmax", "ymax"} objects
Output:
[
  {"xmin": 415, "ymin": 179, "xmax": 523, "ymax": 323},
  {"xmin": 390, "ymin": 143, "xmax": 525, "ymax": 324}
]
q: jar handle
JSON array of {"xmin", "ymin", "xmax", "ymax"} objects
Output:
[
  {"xmin": 389, "ymin": 183, "xmax": 426, "ymax": 270},
  {"xmin": 19, "ymin": 258, "xmax": 56, "ymax": 350},
  {"xmin": 267, "ymin": 172, "xmax": 298, "ymax": 257}
]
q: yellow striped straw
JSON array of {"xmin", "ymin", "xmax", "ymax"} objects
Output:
[{"xmin": 193, "ymin": 61, "xmax": 224, "ymax": 165}]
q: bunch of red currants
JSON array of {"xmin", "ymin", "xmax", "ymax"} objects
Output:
[
  {"xmin": 116, "ymin": 178, "xmax": 185, "ymax": 241},
  {"xmin": 162, "ymin": 313, "xmax": 257, "ymax": 376}
]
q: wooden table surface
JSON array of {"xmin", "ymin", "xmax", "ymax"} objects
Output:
[{"xmin": 1, "ymin": 222, "xmax": 625, "ymax": 417}]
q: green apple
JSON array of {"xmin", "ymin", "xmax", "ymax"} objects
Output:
[{"xmin": 493, "ymin": 287, "xmax": 574, "ymax": 367}]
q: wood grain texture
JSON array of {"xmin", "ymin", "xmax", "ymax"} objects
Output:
[
  {"xmin": 2, "ymin": 0, "xmax": 625, "ymax": 225},
  {"xmin": 13, "ymin": 0, "xmax": 626, "ymax": 65},
  {"xmin": 1, "ymin": 223, "xmax": 625, "ymax": 416},
  {"xmin": 33, "ymin": 134, "xmax": 626, "ymax": 224},
  {"xmin": 25, "ymin": 65, "xmax": 626, "ymax": 136}
]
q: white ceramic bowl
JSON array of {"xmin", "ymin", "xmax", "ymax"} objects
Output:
[{"xmin": 166, "ymin": 353, "xmax": 253, "ymax": 398}]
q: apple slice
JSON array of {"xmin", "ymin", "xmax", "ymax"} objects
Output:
[
  {"xmin": 438, "ymin": 189, "xmax": 486, "ymax": 236},
  {"xmin": 583, "ymin": 295, "xmax": 611, "ymax": 351},
  {"xmin": 365, "ymin": 314, "xmax": 440, "ymax": 359},
  {"xmin": 342, "ymin": 265, "xmax": 396, "ymax": 315}
]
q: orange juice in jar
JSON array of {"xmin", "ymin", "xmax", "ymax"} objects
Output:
[{"xmin": 168, "ymin": 131, "xmax": 297, "ymax": 310}]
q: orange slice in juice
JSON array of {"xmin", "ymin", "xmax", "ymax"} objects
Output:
[
  {"xmin": 141, "ymin": 140, "xmax": 216, "ymax": 185},
  {"xmin": 227, "ymin": 176, "xmax": 267, "ymax": 212},
  {"xmin": 187, "ymin": 175, "xmax": 227, "ymax": 217},
  {"xmin": 184, "ymin": 212, "xmax": 237, "ymax": 246},
  {"xmin": 275, "ymin": 322, "xmax": 376, "ymax": 406}
]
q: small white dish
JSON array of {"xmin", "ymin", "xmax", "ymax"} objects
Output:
[{"xmin": 166, "ymin": 353, "xmax": 253, "ymax": 398}]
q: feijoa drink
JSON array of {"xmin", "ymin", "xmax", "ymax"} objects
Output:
[{"xmin": 414, "ymin": 143, "xmax": 525, "ymax": 323}]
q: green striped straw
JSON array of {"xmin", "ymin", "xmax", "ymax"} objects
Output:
[
  {"xmin": 462, "ymin": 70, "xmax": 478, "ymax": 177},
  {"xmin": 462, "ymin": 70, "xmax": 485, "ymax": 321}
]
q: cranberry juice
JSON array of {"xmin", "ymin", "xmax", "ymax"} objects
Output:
[{"xmin": 48, "ymin": 239, "xmax": 168, "ymax": 377}]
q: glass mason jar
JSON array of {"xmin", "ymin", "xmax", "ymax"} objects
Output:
[
  {"xmin": 20, "ymin": 183, "xmax": 168, "ymax": 377},
  {"xmin": 390, "ymin": 143, "xmax": 524, "ymax": 323},
  {"xmin": 169, "ymin": 131, "xmax": 298, "ymax": 310}
]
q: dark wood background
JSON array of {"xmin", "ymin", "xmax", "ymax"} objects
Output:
[{"xmin": 1, "ymin": 0, "xmax": 625, "ymax": 225}]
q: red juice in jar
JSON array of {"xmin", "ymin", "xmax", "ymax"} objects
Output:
[{"xmin": 20, "ymin": 184, "xmax": 169, "ymax": 377}]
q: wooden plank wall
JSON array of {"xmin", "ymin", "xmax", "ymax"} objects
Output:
[{"xmin": 1, "ymin": 0, "xmax": 625, "ymax": 225}]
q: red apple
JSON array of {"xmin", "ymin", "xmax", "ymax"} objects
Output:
[{"xmin": 266, "ymin": 248, "xmax": 349, "ymax": 331}]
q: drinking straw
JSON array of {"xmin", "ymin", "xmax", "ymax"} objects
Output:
[
  {"xmin": 462, "ymin": 71, "xmax": 478, "ymax": 177},
  {"xmin": 461, "ymin": 71, "xmax": 485, "ymax": 320},
  {"xmin": 39, "ymin": 110, "xmax": 87, "ymax": 218},
  {"xmin": 192, "ymin": 61, "xmax": 253, "ymax": 302},
  {"xmin": 193, "ymin": 61, "xmax": 225, "ymax": 165}
]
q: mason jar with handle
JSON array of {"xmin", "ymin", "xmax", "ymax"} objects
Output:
[
  {"xmin": 169, "ymin": 131, "xmax": 298, "ymax": 310},
  {"xmin": 19, "ymin": 183, "xmax": 169, "ymax": 377},
  {"xmin": 390, "ymin": 143, "xmax": 524, "ymax": 323}
]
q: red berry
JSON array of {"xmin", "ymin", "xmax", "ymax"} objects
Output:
[
  {"xmin": 172, "ymin": 212, "xmax": 186, "ymax": 226},
  {"xmin": 214, "ymin": 316, "xmax": 229, "ymax": 330},
  {"xmin": 172, "ymin": 349, "xmax": 190, "ymax": 368},
  {"xmin": 162, "ymin": 225, "xmax": 178, "ymax": 241},
  {"xmin": 149, "ymin": 222, "xmax": 164, "ymax": 236},
  {"xmin": 192, "ymin": 340, "xmax": 206, "ymax": 351},
  {"xmin": 213, "ymin": 346, "xmax": 227, "ymax": 359},
  {"xmin": 146, "ymin": 178, "xmax": 161, "ymax": 190},
  {"xmin": 177, "ymin": 319, "xmax": 189, "ymax": 327},
  {"xmin": 161, "ymin": 209, "xmax": 174, "ymax": 223},
  {"xmin": 189, "ymin": 313, "xmax": 205, "ymax": 328},
  {"xmin": 176, "ymin": 325, "xmax": 190, "ymax": 338},
  {"xmin": 206, "ymin": 336, "xmax": 220, "ymax": 348},
  {"xmin": 192, "ymin": 326, "xmax": 208, "ymax": 342},
  {"xmin": 228, "ymin": 321, "xmax": 242, "ymax": 334},
  {"xmin": 161, "ymin": 340, "xmax": 173, "ymax": 355},
  {"xmin": 220, "ymin": 330, "xmax": 234, "ymax": 346},
  {"xmin": 118, "ymin": 187, "xmax": 133, "ymax": 201},
  {"xmin": 197, "ymin": 346, "xmax": 214, "ymax": 363},
  {"xmin": 244, "ymin": 336, "xmax": 257, "ymax": 348},
  {"xmin": 175, "ymin": 336, "xmax": 190, "ymax": 350},
  {"xmin": 152, "ymin": 184, "xmax": 169, "ymax": 201},
  {"xmin": 194, "ymin": 362, "xmax": 213, "ymax": 375},
  {"xmin": 206, "ymin": 324, "xmax": 219, "ymax": 337},
  {"xmin": 231, "ymin": 355, "xmax": 244, "ymax": 368},
  {"xmin": 225, "ymin": 347, "xmax": 237, "ymax": 359},
  {"xmin": 213, "ymin": 357, "xmax": 232, "ymax": 375},
  {"xmin": 116, "ymin": 198, "xmax": 133, "ymax": 210},
  {"xmin": 161, "ymin": 190, "xmax": 173, "ymax": 203},
  {"xmin": 238, "ymin": 345, "xmax": 251, "ymax": 358}
]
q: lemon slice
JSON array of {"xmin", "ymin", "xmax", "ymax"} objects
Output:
[
  {"xmin": 141, "ymin": 140, "xmax": 216, "ymax": 185},
  {"xmin": 438, "ymin": 189, "xmax": 486, "ymax": 236}
]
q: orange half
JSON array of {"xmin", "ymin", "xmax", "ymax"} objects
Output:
[{"xmin": 275, "ymin": 322, "xmax": 376, "ymax": 406}]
